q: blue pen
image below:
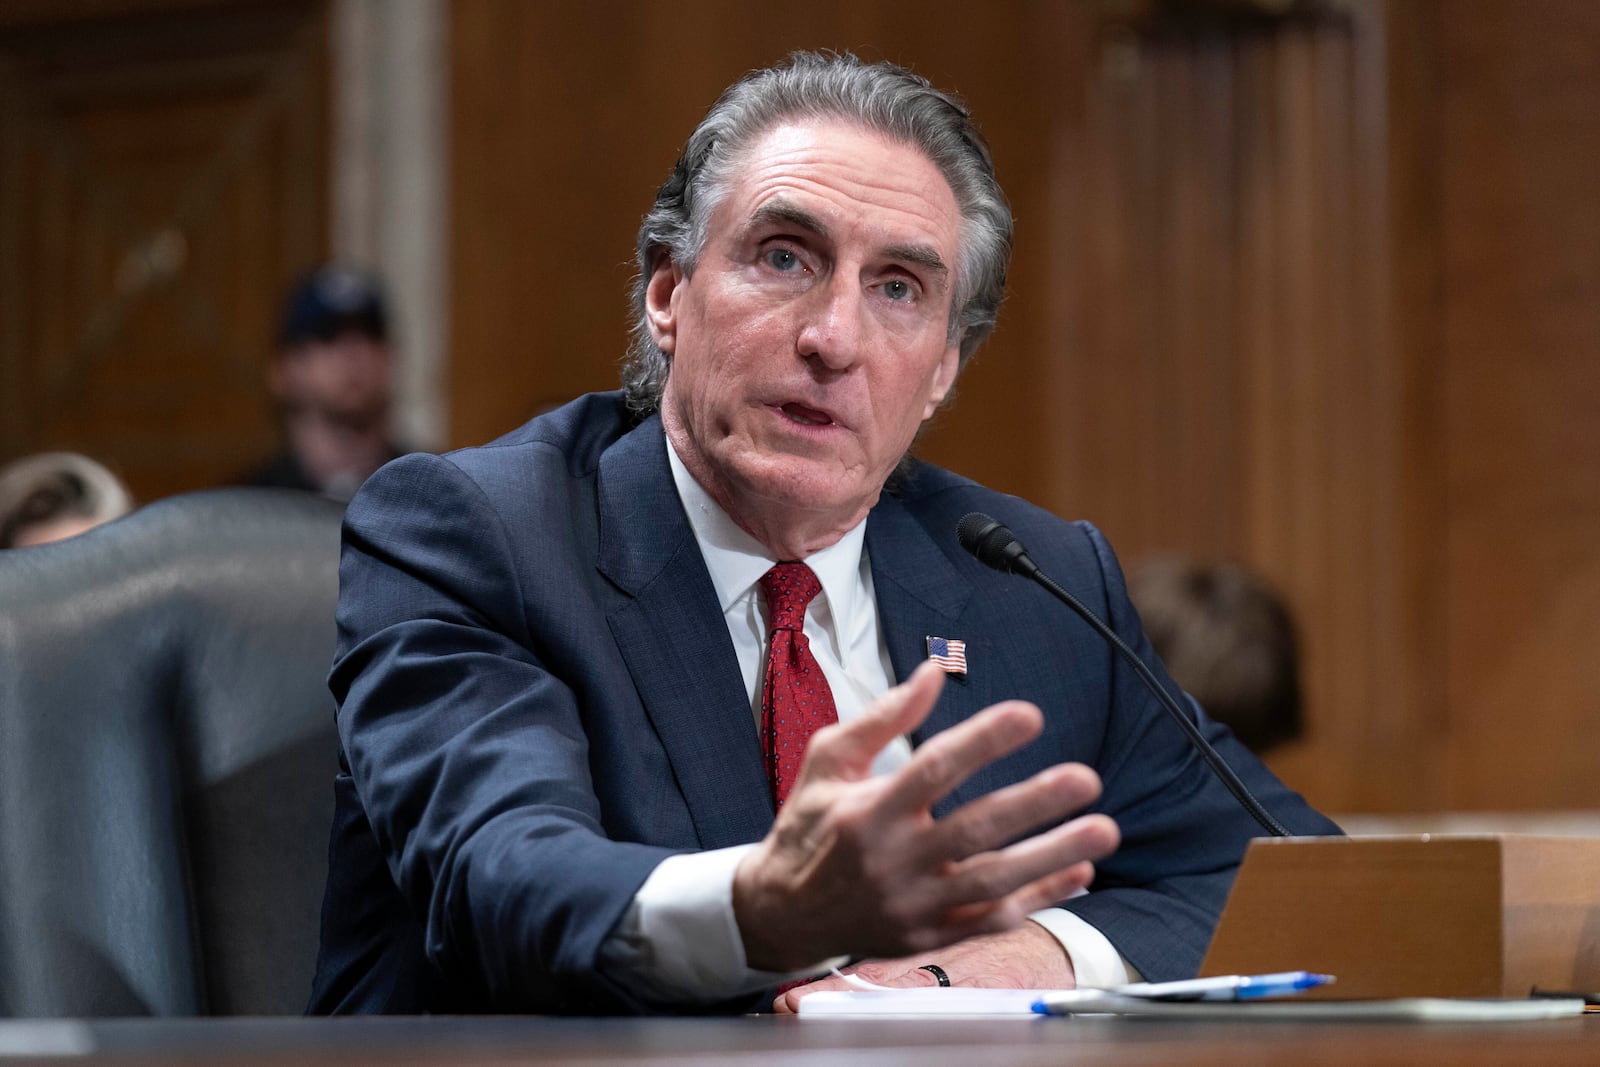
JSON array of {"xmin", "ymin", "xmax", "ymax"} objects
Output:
[{"xmin": 1111, "ymin": 971, "xmax": 1335, "ymax": 1002}]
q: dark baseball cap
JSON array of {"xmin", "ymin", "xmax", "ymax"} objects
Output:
[{"xmin": 278, "ymin": 264, "xmax": 389, "ymax": 347}]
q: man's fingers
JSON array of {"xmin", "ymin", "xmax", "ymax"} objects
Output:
[
  {"xmin": 917, "ymin": 763, "xmax": 1103, "ymax": 866},
  {"xmin": 939, "ymin": 813, "xmax": 1121, "ymax": 910},
  {"xmin": 934, "ymin": 861, "xmax": 1103, "ymax": 946},
  {"xmin": 798, "ymin": 660, "xmax": 946, "ymax": 780},
  {"xmin": 851, "ymin": 814, "xmax": 1117, "ymax": 959},
  {"xmin": 875, "ymin": 698, "xmax": 1045, "ymax": 815}
]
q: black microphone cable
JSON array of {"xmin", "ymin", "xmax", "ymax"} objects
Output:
[{"xmin": 957, "ymin": 512, "xmax": 1291, "ymax": 838}]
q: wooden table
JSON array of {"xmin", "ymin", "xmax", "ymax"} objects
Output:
[{"xmin": 1, "ymin": 1013, "xmax": 1594, "ymax": 1065}]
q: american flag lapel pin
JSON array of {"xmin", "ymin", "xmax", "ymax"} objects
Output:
[{"xmin": 925, "ymin": 636, "xmax": 968, "ymax": 676}]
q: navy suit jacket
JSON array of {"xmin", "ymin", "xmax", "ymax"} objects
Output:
[{"xmin": 308, "ymin": 392, "xmax": 1337, "ymax": 1014}]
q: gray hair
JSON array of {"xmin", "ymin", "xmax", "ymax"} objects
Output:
[{"xmin": 622, "ymin": 51, "xmax": 1014, "ymax": 416}]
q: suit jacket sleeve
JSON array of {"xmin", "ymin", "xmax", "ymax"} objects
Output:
[
  {"xmin": 330, "ymin": 450, "xmax": 676, "ymax": 1012},
  {"xmin": 1053, "ymin": 521, "xmax": 1342, "ymax": 981}
]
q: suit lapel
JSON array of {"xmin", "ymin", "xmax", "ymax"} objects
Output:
[
  {"xmin": 597, "ymin": 418, "xmax": 774, "ymax": 848},
  {"xmin": 867, "ymin": 494, "xmax": 1014, "ymax": 817}
]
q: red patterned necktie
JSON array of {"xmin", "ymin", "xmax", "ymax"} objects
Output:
[{"xmin": 759, "ymin": 562, "xmax": 838, "ymax": 809}]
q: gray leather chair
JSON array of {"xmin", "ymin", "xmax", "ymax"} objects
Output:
[{"xmin": 0, "ymin": 488, "xmax": 344, "ymax": 1016}]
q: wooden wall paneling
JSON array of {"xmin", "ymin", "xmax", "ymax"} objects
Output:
[
  {"xmin": 1378, "ymin": 0, "xmax": 1451, "ymax": 806},
  {"xmin": 1172, "ymin": 39, "xmax": 1244, "ymax": 558},
  {"xmin": 1247, "ymin": 23, "xmax": 1326, "ymax": 802},
  {"xmin": 1229, "ymin": 22, "xmax": 1349, "ymax": 806},
  {"xmin": 900, "ymin": 4, "xmax": 1089, "ymax": 502},
  {"xmin": 1162, "ymin": 30, "xmax": 1236, "ymax": 552},
  {"xmin": 448, "ymin": 1, "xmax": 641, "ymax": 443},
  {"xmin": 0, "ymin": 62, "xmax": 25, "ymax": 457},
  {"xmin": 944, "ymin": 3, "xmax": 1095, "ymax": 507},
  {"xmin": 1264, "ymin": 23, "xmax": 1328, "ymax": 650},
  {"xmin": 1234, "ymin": 13, "xmax": 1440, "ymax": 813},
  {"xmin": 1314, "ymin": 17, "xmax": 1402, "ymax": 810},
  {"xmin": 1099, "ymin": 31, "xmax": 1159, "ymax": 546},
  {"xmin": 1438, "ymin": 1, "xmax": 1600, "ymax": 809},
  {"xmin": 1234, "ymin": 27, "xmax": 1283, "ymax": 575},
  {"xmin": 0, "ymin": 2, "xmax": 331, "ymax": 502},
  {"xmin": 1062, "ymin": 25, "xmax": 1172, "ymax": 544},
  {"xmin": 1347, "ymin": 0, "xmax": 1449, "ymax": 811},
  {"xmin": 1039, "ymin": 11, "xmax": 1099, "ymax": 527},
  {"xmin": 1050, "ymin": 30, "xmax": 1121, "ymax": 531},
  {"xmin": 1297, "ymin": 23, "xmax": 1352, "ymax": 806},
  {"xmin": 1050, "ymin": 9, "xmax": 1440, "ymax": 813}
]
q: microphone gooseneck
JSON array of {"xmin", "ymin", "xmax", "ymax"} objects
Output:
[{"xmin": 957, "ymin": 512, "xmax": 1291, "ymax": 838}]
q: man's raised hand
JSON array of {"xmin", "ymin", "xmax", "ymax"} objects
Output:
[{"xmin": 732, "ymin": 660, "xmax": 1120, "ymax": 972}]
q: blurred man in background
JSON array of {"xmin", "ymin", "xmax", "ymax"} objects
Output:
[{"xmin": 240, "ymin": 264, "xmax": 402, "ymax": 501}]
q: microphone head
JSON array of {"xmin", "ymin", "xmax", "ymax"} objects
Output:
[{"xmin": 957, "ymin": 512, "xmax": 1032, "ymax": 575}]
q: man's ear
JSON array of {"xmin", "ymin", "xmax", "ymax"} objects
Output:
[
  {"xmin": 644, "ymin": 254, "xmax": 683, "ymax": 355},
  {"xmin": 922, "ymin": 341, "xmax": 962, "ymax": 419}
]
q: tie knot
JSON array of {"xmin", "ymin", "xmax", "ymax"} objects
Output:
[{"xmin": 760, "ymin": 562, "xmax": 822, "ymax": 632}]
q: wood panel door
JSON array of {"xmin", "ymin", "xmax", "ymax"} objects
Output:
[{"xmin": 0, "ymin": 1, "xmax": 330, "ymax": 503}]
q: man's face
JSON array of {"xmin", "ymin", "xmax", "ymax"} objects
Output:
[
  {"xmin": 649, "ymin": 120, "xmax": 964, "ymax": 555},
  {"xmin": 272, "ymin": 330, "xmax": 391, "ymax": 430}
]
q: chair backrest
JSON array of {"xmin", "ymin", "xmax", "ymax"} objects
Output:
[{"xmin": 0, "ymin": 488, "xmax": 345, "ymax": 1016}]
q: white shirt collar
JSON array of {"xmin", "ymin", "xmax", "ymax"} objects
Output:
[{"xmin": 665, "ymin": 436, "xmax": 867, "ymax": 640}]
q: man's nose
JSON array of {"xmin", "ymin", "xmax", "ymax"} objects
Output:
[{"xmin": 795, "ymin": 275, "xmax": 864, "ymax": 372}]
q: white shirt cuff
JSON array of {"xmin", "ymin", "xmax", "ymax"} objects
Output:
[
  {"xmin": 1027, "ymin": 906, "xmax": 1141, "ymax": 988},
  {"xmin": 599, "ymin": 844, "xmax": 844, "ymax": 1003}
]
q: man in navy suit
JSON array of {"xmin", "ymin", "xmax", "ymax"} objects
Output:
[{"xmin": 309, "ymin": 52, "xmax": 1336, "ymax": 1015}]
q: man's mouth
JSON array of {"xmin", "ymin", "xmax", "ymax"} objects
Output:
[{"xmin": 779, "ymin": 402, "xmax": 835, "ymax": 427}]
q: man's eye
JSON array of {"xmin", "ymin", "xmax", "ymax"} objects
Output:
[
  {"xmin": 883, "ymin": 279, "xmax": 914, "ymax": 302},
  {"xmin": 766, "ymin": 248, "xmax": 800, "ymax": 271}
]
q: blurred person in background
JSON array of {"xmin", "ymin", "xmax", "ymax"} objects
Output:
[
  {"xmin": 239, "ymin": 264, "xmax": 403, "ymax": 501},
  {"xmin": 0, "ymin": 452, "xmax": 134, "ymax": 549},
  {"xmin": 1128, "ymin": 557, "xmax": 1304, "ymax": 755}
]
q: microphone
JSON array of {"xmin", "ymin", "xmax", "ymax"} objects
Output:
[{"xmin": 957, "ymin": 512, "xmax": 1291, "ymax": 838}]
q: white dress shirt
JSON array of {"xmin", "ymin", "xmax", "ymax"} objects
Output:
[{"xmin": 597, "ymin": 440, "xmax": 1134, "ymax": 1002}]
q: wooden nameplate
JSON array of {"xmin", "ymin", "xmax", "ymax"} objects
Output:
[{"xmin": 1199, "ymin": 835, "xmax": 1600, "ymax": 999}]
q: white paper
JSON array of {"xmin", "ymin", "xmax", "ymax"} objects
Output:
[{"xmin": 798, "ymin": 988, "xmax": 1589, "ymax": 1022}]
